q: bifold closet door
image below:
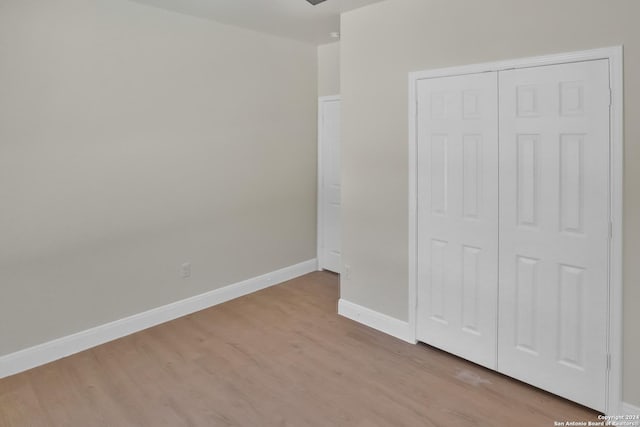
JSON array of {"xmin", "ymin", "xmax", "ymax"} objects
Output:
[
  {"xmin": 497, "ymin": 60, "xmax": 610, "ymax": 411},
  {"xmin": 416, "ymin": 72, "xmax": 499, "ymax": 369}
]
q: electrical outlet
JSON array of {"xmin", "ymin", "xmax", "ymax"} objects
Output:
[
  {"xmin": 344, "ymin": 264, "xmax": 351, "ymax": 280},
  {"xmin": 180, "ymin": 262, "xmax": 191, "ymax": 279}
]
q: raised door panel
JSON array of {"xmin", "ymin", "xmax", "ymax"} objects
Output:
[
  {"xmin": 498, "ymin": 60, "xmax": 610, "ymax": 412},
  {"xmin": 416, "ymin": 72, "xmax": 499, "ymax": 369}
]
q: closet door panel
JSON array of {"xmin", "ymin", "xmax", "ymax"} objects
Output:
[
  {"xmin": 416, "ymin": 72, "xmax": 499, "ymax": 369},
  {"xmin": 498, "ymin": 60, "xmax": 610, "ymax": 412}
]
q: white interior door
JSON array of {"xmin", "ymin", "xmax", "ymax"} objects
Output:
[
  {"xmin": 416, "ymin": 73, "xmax": 499, "ymax": 369},
  {"xmin": 497, "ymin": 60, "xmax": 610, "ymax": 411},
  {"xmin": 318, "ymin": 96, "xmax": 341, "ymax": 273}
]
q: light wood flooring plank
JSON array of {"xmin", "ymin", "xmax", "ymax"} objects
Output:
[{"xmin": 0, "ymin": 271, "xmax": 600, "ymax": 426}]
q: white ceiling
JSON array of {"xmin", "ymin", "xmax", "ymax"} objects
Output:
[{"xmin": 130, "ymin": 0, "xmax": 385, "ymax": 45}]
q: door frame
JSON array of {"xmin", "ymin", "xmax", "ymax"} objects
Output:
[
  {"xmin": 317, "ymin": 95, "xmax": 341, "ymax": 271},
  {"xmin": 408, "ymin": 46, "xmax": 623, "ymax": 414}
]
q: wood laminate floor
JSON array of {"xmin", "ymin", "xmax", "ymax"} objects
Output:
[{"xmin": 0, "ymin": 271, "xmax": 599, "ymax": 426}]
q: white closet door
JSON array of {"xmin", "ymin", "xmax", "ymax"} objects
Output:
[
  {"xmin": 416, "ymin": 73, "xmax": 499, "ymax": 369},
  {"xmin": 498, "ymin": 60, "xmax": 610, "ymax": 411},
  {"xmin": 319, "ymin": 97, "xmax": 341, "ymax": 273}
]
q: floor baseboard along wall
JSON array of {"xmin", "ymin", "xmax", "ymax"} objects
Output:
[
  {"xmin": 0, "ymin": 259, "xmax": 318, "ymax": 379},
  {"xmin": 338, "ymin": 298, "xmax": 416, "ymax": 344},
  {"xmin": 339, "ymin": 299, "xmax": 640, "ymax": 414}
]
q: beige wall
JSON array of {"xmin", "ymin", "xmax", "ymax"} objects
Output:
[
  {"xmin": 0, "ymin": 0, "xmax": 317, "ymax": 356},
  {"xmin": 340, "ymin": 0, "xmax": 640, "ymax": 405},
  {"xmin": 318, "ymin": 42, "xmax": 340, "ymax": 96}
]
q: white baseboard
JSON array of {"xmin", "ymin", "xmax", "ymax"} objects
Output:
[
  {"xmin": 622, "ymin": 402, "xmax": 640, "ymax": 415},
  {"xmin": 0, "ymin": 258, "xmax": 317, "ymax": 379},
  {"xmin": 338, "ymin": 298, "xmax": 416, "ymax": 344}
]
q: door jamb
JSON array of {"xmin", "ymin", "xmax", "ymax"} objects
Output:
[
  {"xmin": 317, "ymin": 95, "xmax": 341, "ymax": 271},
  {"xmin": 407, "ymin": 46, "xmax": 624, "ymax": 414}
]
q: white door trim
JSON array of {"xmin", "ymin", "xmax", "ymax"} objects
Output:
[
  {"xmin": 317, "ymin": 95, "xmax": 341, "ymax": 271},
  {"xmin": 408, "ymin": 46, "xmax": 623, "ymax": 414}
]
